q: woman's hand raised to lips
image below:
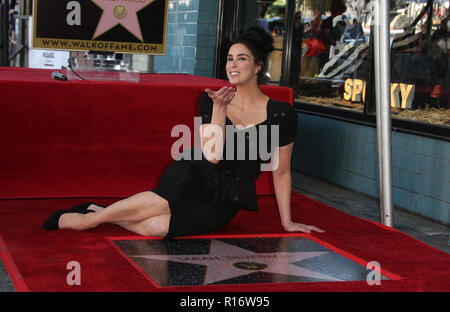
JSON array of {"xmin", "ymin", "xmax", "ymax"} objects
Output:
[{"xmin": 205, "ymin": 86, "xmax": 236, "ymax": 106}]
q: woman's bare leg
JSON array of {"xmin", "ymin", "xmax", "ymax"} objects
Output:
[
  {"xmin": 58, "ymin": 191, "xmax": 170, "ymax": 231},
  {"xmin": 87, "ymin": 204, "xmax": 171, "ymax": 236},
  {"xmin": 114, "ymin": 214, "xmax": 171, "ymax": 237}
]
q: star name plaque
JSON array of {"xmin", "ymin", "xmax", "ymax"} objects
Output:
[{"xmin": 112, "ymin": 236, "xmax": 395, "ymax": 287}]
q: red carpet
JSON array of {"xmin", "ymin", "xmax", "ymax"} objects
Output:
[
  {"xmin": 0, "ymin": 68, "xmax": 448, "ymax": 292},
  {"xmin": 0, "ymin": 192, "xmax": 448, "ymax": 292}
]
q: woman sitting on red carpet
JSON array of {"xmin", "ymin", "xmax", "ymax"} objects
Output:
[{"xmin": 42, "ymin": 27, "xmax": 324, "ymax": 238}]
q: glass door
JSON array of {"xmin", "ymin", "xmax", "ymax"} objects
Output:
[{"xmin": 215, "ymin": 0, "xmax": 289, "ymax": 83}]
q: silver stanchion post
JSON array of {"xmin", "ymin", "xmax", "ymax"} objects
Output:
[
  {"xmin": 0, "ymin": 0, "xmax": 10, "ymax": 66},
  {"xmin": 374, "ymin": 0, "xmax": 394, "ymax": 227}
]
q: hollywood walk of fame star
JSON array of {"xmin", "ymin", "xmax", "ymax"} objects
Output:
[
  {"xmin": 91, "ymin": 0, "xmax": 155, "ymax": 41},
  {"xmin": 131, "ymin": 239, "xmax": 344, "ymax": 285}
]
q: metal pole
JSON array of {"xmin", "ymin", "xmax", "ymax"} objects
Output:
[
  {"xmin": 0, "ymin": 0, "xmax": 10, "ymax": 66},
  {"xmin": 213, "ymin": 0, "xmax": 225, "ymax": 78},
  {"xmin": 280, "ymin": 0, "xmax": 295, "ymax": 86},
  {"xmin": 373, "ymin": 2, "xmax": 383, "ymax": 219},
  {"xmin": 373, "ymin": 0, "xmax": 393, "ymax": 227},
  {"xmin": 20, "ymin": 0, "xmax": 33, "ymax": 68}
]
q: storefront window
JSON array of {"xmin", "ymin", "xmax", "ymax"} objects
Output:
[
  {"xmin": 255, "ymin": 0, "xmax": 449, "ymax": 128},
  {"xmin": 389, "ymin": 0, "xmax": 449, "ymax": 127}
]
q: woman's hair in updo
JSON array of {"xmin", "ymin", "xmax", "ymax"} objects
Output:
[{"xmin": 229, "ymin": 27, "xmax": 274, "ymax": 84}]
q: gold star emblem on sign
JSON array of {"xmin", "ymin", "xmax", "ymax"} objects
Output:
[
  {"xmin": 91, "ymin": 0, "xmax": 155, "ymax": 41},
  {"xmin": 113, "ymin": 5, "xmax": 127, "ymax": 20}
]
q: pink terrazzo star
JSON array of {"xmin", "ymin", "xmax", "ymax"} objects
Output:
[{"xmin": 91, "ymin": 0, "xmax": 155, "ymax": 41}]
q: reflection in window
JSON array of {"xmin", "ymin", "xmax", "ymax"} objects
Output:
[
  {"xmin": 294, "ymin": 0, "xmax": 370, "ymax": 116},
  {"xmin": 278, "ymin": 0, "xmax": 449, "ymax": 127}
]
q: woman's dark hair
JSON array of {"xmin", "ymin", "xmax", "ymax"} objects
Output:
[{"xmin": 229, "ymin": 27, "xmax": 274, "ymax": 84}]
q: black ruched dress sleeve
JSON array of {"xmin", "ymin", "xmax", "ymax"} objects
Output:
[
  {"xmin": 276, "ymin": 101, "xmax": 298, "ymax": 147},
  {"xmin": 198, "ymin": 93, "xmax": 213, "ymax": 125}
]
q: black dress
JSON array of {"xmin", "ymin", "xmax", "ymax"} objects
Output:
[{"xmin": 152, "ymin": 93, "xmax": 297, "ymax": 239}]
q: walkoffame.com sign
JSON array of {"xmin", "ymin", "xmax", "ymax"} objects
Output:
[{"xmin": 32, "ymin": 0, "xmax": 168, "ymax": 54}]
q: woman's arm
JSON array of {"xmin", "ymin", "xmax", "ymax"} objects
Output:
[
  {"xmin": 272, "ymin": 143, "xmax": 324, "ymax": 234},
  {"xmin": 200, "ymin": 87, "xmax": 235, "ymax": 164}
]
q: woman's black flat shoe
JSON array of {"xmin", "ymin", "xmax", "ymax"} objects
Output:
[
  {"xmin": 42, "ymin": 203, "xmax": 100, "ymax": 231},
  {"xmin": 41, "ymin": 209, "xmax": 70, "ymax": 230},
  {"xmin": 69, "ymin": 202, "xmax": 99, "ymax": 214}
]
